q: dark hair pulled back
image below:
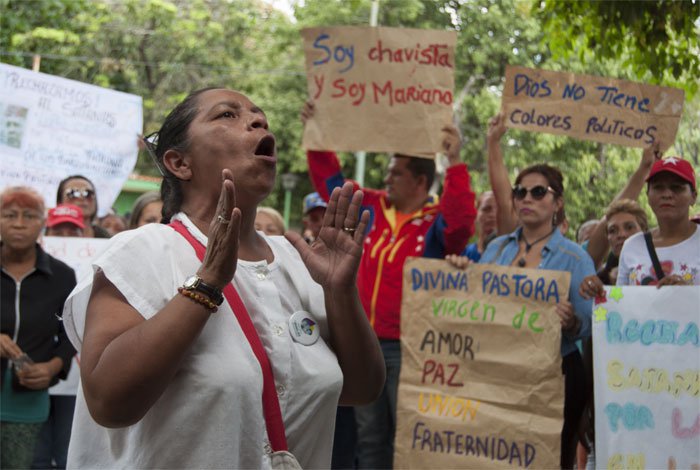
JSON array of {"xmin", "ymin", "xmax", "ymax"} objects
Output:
[{"xmin": 150, "ymin": 87, "xmax": 220, "ymax": 223}]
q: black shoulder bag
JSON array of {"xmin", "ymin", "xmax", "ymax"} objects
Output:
[{"xmin": 643, "ymin": 232, "xmax": 665, "ymax": 281}]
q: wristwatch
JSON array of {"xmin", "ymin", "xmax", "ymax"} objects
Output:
[{"xmin": 182, "ymin": 275, "xmax": 224, "ymax": 306}]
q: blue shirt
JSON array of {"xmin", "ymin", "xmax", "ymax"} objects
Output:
[
  {"xmin": 480, "ymin": 227, "xmax": 595, "ymax": 357},
  {"xmin": 463, "ymin": 242, "xmax": 481, "ymax": 262}
]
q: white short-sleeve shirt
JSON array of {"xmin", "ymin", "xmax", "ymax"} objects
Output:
[
  {"xmin": 63, "ymin": 213, "xmax": 343, "ymax": 469},
  {"xmin": 617, "ymin": 225, "xmax": 700, "ymax": 286}
]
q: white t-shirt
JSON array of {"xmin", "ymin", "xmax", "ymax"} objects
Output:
[
  {"xmin": 63, "ymin": 213, "xmax": 343, "ymax": 469},
  {"xmin": 617, "ymin": 225, "xmax": 700, "ymax": 286}
]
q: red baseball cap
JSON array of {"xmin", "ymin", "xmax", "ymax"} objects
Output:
[
  {"xmin": 47, "ymin": 204, "xmax": 85, "ymax": 229},
  {"xmin": 646, "ymin": 156, "xmax": 696, "ymax": 192}
]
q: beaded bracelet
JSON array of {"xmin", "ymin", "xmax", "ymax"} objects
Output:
[{"xmin": 177, "ymin": 287, "xmax": 218, "ymax": 313}]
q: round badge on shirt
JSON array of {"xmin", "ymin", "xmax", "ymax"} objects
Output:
[{"xmin": 288, "ymin": 311, "xmax": 320, "ymax": 346}]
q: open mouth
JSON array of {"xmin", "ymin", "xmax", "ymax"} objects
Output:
[{"xmin": 254, "ymin": 135, "xmax": 276, "ymax": 159}]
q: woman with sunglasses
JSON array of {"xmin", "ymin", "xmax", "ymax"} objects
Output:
[
  {"xmin": 450, "ymin": 162, "xmax": 595, "ymax": 469},
  {"xmin": 56, "ymin": 175, "xmax": 109, "ymax": 238},
  {"xmin": 60, "ymin": 88, "xmax": 384, "ymax": 468}
]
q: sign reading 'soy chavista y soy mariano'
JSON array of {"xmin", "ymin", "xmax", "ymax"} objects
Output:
[
  {"xmin": 502, "ymin": 65, "xmax": 684, "ymax": 149},
  {"xmin": 394, "ymin": 258, "xmax": 569, "ymax": 469},
  {"xmin": 301, "ymin": 26, "xmax": 456, "ymax": 156}
]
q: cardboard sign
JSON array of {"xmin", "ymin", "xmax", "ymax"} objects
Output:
[
  {"xmin": 301, "ymin": 26, "xmax": 456, "ymax": 157},
  {"xmin": 0, "ymin": 63, "xmax": 143, "ymax": 216},
  {"xmin": 394, "ymin": 258, "xmax": 569, "ymax": 469},
  {"xmin": 593, "ymin": 286, "xmax": 700, "ymax": 469},
  {"xmin": 502, "ymin": 65, "xmax": 684, "ymax": 150}
]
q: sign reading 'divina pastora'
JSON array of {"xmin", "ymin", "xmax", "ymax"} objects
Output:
[{"xmin": 394, "ymin": 258, "xmax": 570, "ymax": 469}]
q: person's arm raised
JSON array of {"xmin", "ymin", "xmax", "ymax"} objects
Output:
[
  {"xmin": 79, "ymin": 170, "xmax": 241, "ymax": 428},
  {"xmin": 302, "ymin": 100, "xmax": 362, "ymax": 201},
  {"xmin": 586, "ymin": 142, "xmax": 660, "ymax": 266},
  {"xmin": 440, "ymin": 124, "xmax": 476, "ymax": 255},
  {"xmin": 487, "ymin": 113, "xmax": 518, "ymax": 234},
  {"xmin": 286, "ymin": 183, "xmax": 385, "ymax": 405}
]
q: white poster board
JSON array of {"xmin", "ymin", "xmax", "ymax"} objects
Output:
[
  {"xmin": 0, "ymin": 63, "xmax": 143, "ymax": 215},
  {"xmin": 41, "ymin": 236, "xmax": 109, "ymax": 395},
  {"xmin": 593, "ymin": 286, "xmax": 700, "ymax": 469}
]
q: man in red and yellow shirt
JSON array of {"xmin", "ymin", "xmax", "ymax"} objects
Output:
[{"xmin": 303, "ymin": 102, "xmax": 477, "ymax": 469}]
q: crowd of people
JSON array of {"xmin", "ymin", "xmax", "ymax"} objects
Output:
[
  {"xmin": 0, "ymin": 176, "xmax": 166, "ymax": 469},
  {"xmin": 0, "ymin": 86, "xmax": 697, "ymax": 470}
]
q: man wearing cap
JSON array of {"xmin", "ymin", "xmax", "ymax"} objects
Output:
[
  {"xmin": 302, "ymin": 101, "xmax": 476, "ymax": 469},
  {"xmin": 302, "ymin": 192, "xmax": 327, "ymax": 244},
  {"xmin": 46, "ymin": 204, "xmax": 85, "ymax": 238},
  {"xmin": 617, "ymin": 156, "xmax": 699, "ymax": 286}
]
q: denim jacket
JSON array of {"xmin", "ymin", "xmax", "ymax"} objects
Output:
[{"xmin": 480, "ymin": 227, "xmax": 595, "ymax": 357}]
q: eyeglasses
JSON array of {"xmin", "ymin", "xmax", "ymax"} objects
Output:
[
  {"xmin": 64, "ymin": 188, "xmax": 95, "ymax": 200},
  {"xmin": 143, "ymin": 132, "xmax": 166, "ymax": 176},
  {"xmin": 512, "ymin": 185, "xmax": 555, "ymax": 201}
]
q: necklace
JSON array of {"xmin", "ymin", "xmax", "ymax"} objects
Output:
[{"xmin": 517, "ymin": 228, "xmax": 555, "ymax": 267}]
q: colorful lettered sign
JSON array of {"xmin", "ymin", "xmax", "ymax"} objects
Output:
[
  {"xmin": 394, "ymin": 258, "xmax": 569, "ymax": 468},
  {"xmin": 502, "ymin": 65, "xmax": 684, "ymax": 150},
  {"xmin": 594, "ymin": 286, "xmax": 700, "ymax": 469},
  {"xmin": 301, "ymin": 26, "xmax": 456, "ymax": 157},
  {"xmin": 0, "ymin": 63, "xmax": 143, "ymax": 216}
]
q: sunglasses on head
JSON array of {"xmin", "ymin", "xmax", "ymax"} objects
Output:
[
  {"xmin": 512, "ymin": 185, "xmax": 555, "ymax": 201},
  {"xmin": 65, "ymin": 188, "xmax": 95, "ymax": 200}
]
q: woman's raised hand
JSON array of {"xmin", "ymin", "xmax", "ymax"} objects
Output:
[
  {"xmin": 486, "ymin": 112, "xmax": 507, "ymax": 144},
  {"xmin": 197, "ymin": 170, "xmax": 241, "ymax": 289},
  {"xmin": 286, "ymin": 182, "xmax": 369, "ymax": 289}
]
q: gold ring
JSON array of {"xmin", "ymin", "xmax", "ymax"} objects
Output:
[
  {"xmin": 217, "ymin": 215, "xmax": 230, "ymax": 225},
  {"xmin": 343, "ymin": 227, "xmax": 356, "ymax": 235}
]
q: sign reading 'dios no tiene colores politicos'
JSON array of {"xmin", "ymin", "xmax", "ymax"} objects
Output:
[{"xmin": 503, "ymin": 65, "xmax": 684, "ymax": 150}]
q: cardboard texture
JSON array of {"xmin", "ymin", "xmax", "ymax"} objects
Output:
[
  {"xmin": 502, "ymin": 65, "xmax": 684, "ymax": 150},
  {"xmin": 593, "ymin": 286, "xmax": 700, "ymax": 469},
  {"xmin": 301, "ymin": 26, "xmax": 456, "ymax": 157},
  {"xmin": 394, "ymin": 258, "xmax": 569, "ymax": 469}
]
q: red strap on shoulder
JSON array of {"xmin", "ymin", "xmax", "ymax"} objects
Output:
[{"xmin": 169, "ymin": 220, "xmax": 288, "ymax": 451}]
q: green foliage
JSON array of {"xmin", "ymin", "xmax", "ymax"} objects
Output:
[
  {"xmin": 536, "ymin": 0, "xmax": 700, "ymax": 98},
  {"xmin": 1, "ymin": 0, "xmax": 697, "ymax": 230}
]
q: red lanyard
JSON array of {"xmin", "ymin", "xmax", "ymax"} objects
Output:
[{"xmin": 170, "ymin": 220, "xmax": 288, "ymax": 452}]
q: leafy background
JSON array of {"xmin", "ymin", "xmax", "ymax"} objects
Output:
[{"xmin": 1, "ymin": 0, "xmax": 698, "ymax": 231}]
